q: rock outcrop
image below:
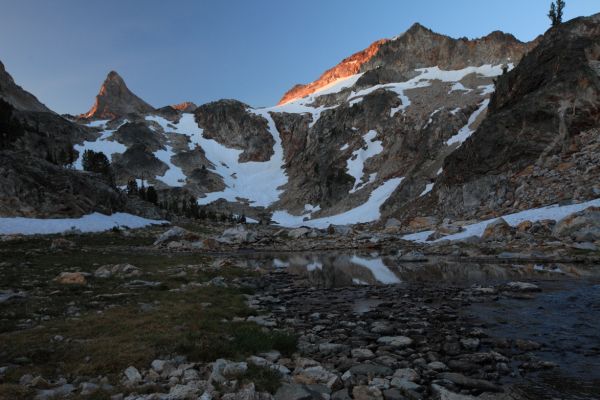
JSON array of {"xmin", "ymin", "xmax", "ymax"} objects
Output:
[
  {"xmin": 0, "ymin": 150, "xmax": 125, "ymax": 217},
  {"xmin": 279, "ymin": 23, "xmax": 534, "ymax": 105},
  {"xmin": 81, "ymin": 71, "xmax": 155, "ymax": 120},
  {"xmin": 400, "ymin": 13, "xmax": 600, "ymax": 223},
  {"xmin": 195, "ymin": 99, "xmax": 275, "ymax": 162},
  {"xmin": 0, "ymin": 60, "xmax": 52, "ymax": 113}
]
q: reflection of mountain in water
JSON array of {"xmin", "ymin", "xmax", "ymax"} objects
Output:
[{"xmin": 260, "ymin": 252, "xmax": 594, "ymax": 288}]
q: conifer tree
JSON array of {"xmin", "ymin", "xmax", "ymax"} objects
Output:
[{"xmin": 548, "ymin": 0, "xmax": 565, "ymax": 26}]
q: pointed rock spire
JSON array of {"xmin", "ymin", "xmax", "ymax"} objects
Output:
[{"xmin": 81, "ymin": 70, "xmax": 154, "ymax": 120}]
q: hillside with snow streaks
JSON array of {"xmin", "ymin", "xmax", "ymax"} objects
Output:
[{"xmin": 148, "ymin": 112, "xmax": 288, "ymax": 207}]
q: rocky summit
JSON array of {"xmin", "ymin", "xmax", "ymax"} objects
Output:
[
  {"xmin": 80, "ymin": 71, "xmax": 155, "ymax": 120},
  {"xmin": 1, "ymin": 6, "xmax": 600, "ymax": 400}
]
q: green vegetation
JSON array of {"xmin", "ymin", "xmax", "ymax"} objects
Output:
[{"xmin": 0, "ymin": 229, "xmax": 295, "ymax": 395}]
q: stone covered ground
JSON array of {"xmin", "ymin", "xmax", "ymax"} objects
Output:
[{"xmin": 1, "ymin": 218, "xmax": 599, "ymax": 400}]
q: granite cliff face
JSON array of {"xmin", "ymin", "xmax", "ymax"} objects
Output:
[
  {"xmin": 395, "ymin": 13, "xmax": 600, "ymax": 227},
  {"xmin": 81, "ymin": 71, "xmax": 155, "ymax": 120},
  {"xmin": 278, "ymin": 23, "xmax": 534, "ymax": 105}
]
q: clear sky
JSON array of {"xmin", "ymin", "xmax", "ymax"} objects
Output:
[{"xmin": 0, "ymin": 0, "xmax": 598, "ymax": 114}]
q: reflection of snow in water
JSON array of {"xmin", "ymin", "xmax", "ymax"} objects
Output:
[{"xmin": 350, "ymin": 256, "xmax": 401, "ymax": 284}]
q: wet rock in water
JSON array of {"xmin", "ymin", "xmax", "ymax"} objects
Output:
[
  {"xmin": 460, "ymin": 338, "xmax": 480, "ymax": 351},
  {"xmin": 0, "ymin": 289, "xmax": 27, "ymax": 303},
  {"xmin": 377, "ymin": 336, "xmax": 413, "ymax": 348},
  {"xmin": 53, "ymin": 272, "xmax": 87, "ymax": 285},
  {"xmin": 94, "ymin": 263, "xmax": 141, "ymax": 278},
  {"xmin": 436, "ymin": 372, "xmax": 503, "ymax": 392},
  {"xmin": 514, "ymin": 339, "xmax": 542, "ymax": 351},
  {"xmin": 430, "ymin": 384, "xmax": 478, "ymax": 399},
  {"xmin": 504, "ymin": 282, "xmax": 540, "ymax": 292},
  {"xmin": 274, "ymin": 383, "xmax": 330, "ymax": 400}
]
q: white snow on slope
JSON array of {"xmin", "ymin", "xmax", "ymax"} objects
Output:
[
  {"xmin": 446, "ymin": 99, "xmax": 490, "ymax": 146},
  {"xmin": 272, "ymin": 177, "xmax": 404, "ymax": 228},
  {"xmin": 419, "ymin": 183, "xmax": 435, "ymax": 197},
  {"xmin": 74, "ymin": 121, "xmax": 128, "ymax": 169},
  {"xmin": 0, "ymin": 212, "xmax": 167, "ymax": 236},
  {"xmin": 347, "ymin": 130, "xmax": 384, "ymax": 193},
  {"xmin": 402, "ymin": 198, "xmax": 600, "ymax": 243},
  {"xmin": 348, "ymin": 64, "xmax": 507, "ymax": 116},
  {"xmin": 280, "ymin": 73, "xmax": 365, "ymax": 105},
  {"xmin": 147, "ymin": 113, "xmax": 288, "ymax": 207},
  {"xmin": 153, "ymin": 145, "xmax": 187, "ymax": 187},
  {"xmin": 350, "ymin": 256, "xmax": 401, "ymax": 284}
]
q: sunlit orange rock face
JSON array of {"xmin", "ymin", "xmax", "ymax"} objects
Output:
[
  {"xmin": 171, "ymin": 101, "xmax": 197, "ymax": 113},
  {"xmin": 81, "ymin": 71, "xmax": 154, "ymax": 120},
  {"xmin": 278, "ymin": 39, "xmax": 388, "ymax": 105}
]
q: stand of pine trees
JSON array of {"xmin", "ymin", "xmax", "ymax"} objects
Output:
[{"xmin": 125, "ymin": 177, "xmax": 247, "ymax": 223}]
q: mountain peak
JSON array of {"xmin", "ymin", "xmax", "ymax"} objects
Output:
[
  {"xmin": 81, "ymin": 70, "xmax": 154, "ymax": 120},
  {"xmin": 0, "ymin": 59, "xmax": 52, "ymax": 113}
]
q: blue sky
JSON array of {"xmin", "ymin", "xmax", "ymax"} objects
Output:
[{"xmin": 1, "ymin": 0, "xmax": 598, "ymax": 114}]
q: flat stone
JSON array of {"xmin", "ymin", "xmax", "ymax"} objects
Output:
[
  {"xmin": 274, "ymin": 383, "xmax": 330, "ymax": 400},
  {"xmin": 349, "ymin": 363, "xmax": 393, "ymax": 377},
  {"xmin": 377, "ymin": 336, "xmax": 413, "ymax": 348},
  {"xmin": 437, "ymin": 372, "xmax": 503, "ymax": 392}
]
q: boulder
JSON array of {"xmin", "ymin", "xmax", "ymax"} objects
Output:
[
  {"xmin": 482, "ymin": 218, "xmax": 514, "ymax": 241},
  {"xmin": 94, "ymin": 263, "xmax": 141, "ymax": 278},
  {"xmin": 218, "ymin": 225, "xmax": 257, "ymax": 244},
  {"xmin": 553, "ymin": 206, "xmax": 600, "ymax": 242},
  {"xmin": 53, "ymin": 272, "xmax": 86, "ymax": 285},
  {"xmin": 154, "ymin": 227, "xmax": 197, "ymax": 245}
]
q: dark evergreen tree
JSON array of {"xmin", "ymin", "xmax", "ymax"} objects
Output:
[
  {"xmin": 126, "ymin": 179, "xmax": 139, "ymax": 195},
  {"xmin": 0, "ymin": 99, "xmax": 25, "ymax": 150},
  {"xmin": 82, "ymin": 150, "xmax": 113, "ymax": 184},
  {"xmin": 146, "ymin": 186, "xmax": 158, "ymax": 204},
  {"xmin": 240, "ymin": 214, "xmax": 247, "ymax": 224},
  {"xmin": 188, "ymin": 196, "xmax": 199, "ymax": 219},
  {"xmin": 548, "ymin": 0, "xmax": 565, "ymax": 26}
]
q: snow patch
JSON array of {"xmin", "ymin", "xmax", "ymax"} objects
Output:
[
  {"xmin": 347, "ymin": 130, "xmax": 384, "ymax": 193},
  {"xmin": 146, "ymin": 113, "xmax": 288, "ymax": 207},
  {"xmin": 445, "ymin": 99, "xmax": 490, "ymax": 146},
  {"xmin": 403, "ymin": 198, "xmax": 600, "ymax": 243},
  {"xmin": 272, "ymin": 177, "xmax": 404, "ymax": 228},
  {"xmin": 0, "ymin": 213, "xmax": 167, "ymax": 236},
  {"xmin": 419, "ymin": 183, "xmax": 435, "ymax": 197}
]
